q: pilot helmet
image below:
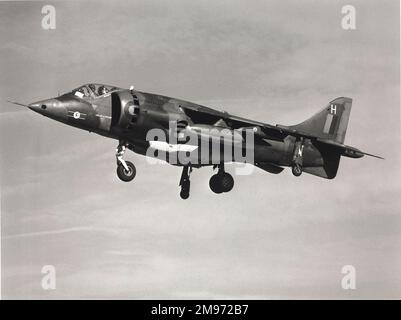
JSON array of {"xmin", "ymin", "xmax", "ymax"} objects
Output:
[{"xmin": 98, "ymin": 86, "xmax": 105, "ymax": 95}]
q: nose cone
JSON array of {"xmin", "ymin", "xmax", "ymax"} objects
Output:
[
  {"xmin": 28, "ymin": 101, "xmax": 47, "ymax": 113},
  {"xmin": 28, "ymin": 98, "xmax": 67, "ymax": 121}
]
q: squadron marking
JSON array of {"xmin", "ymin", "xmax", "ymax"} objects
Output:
[{"xmin": 330, "ymin": 104, "xmax": 337, "ymax": 115}]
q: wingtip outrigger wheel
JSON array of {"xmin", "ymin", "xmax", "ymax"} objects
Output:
[
  {"xmin": 291, "ymin": 163, "xmax": 303, "ymax": 177},
  {"xmin": 116, "ymin": 142, "xmax": 136, "ymax": 182},
  {"xmin": 291, "ymin": 138, "xmax": 304, "ymax": 177}
]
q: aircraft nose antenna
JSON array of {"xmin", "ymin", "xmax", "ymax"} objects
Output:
[{"xmin": 6, "ymin": 100, "xmax": 29, "ymax": 108}]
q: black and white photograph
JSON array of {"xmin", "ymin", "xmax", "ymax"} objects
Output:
[{"xmin": 0, "ymin": 0, "xmax": 400, "ymax": 305}]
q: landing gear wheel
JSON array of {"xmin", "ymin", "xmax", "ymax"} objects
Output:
[
  {"xmin": 180, "ymin": 180, "xmax": 190, "ymax": 200},
  {"xmin": 117, "ymin": 161, "xmax": 136, "ymax": 182},
  {"xmin": 292, "ymin": 163, "xmax": 302, "ymax": 177},
  {"xmin": 179, "ymin": 165, "xmax": 191, "ymax": 199},
  {"xmin": 220, "ymin": 172, "xmax": 234, "ymax": 192},
  {"xmin": 209, "ymin": 174, "xmax": 223, "ymax": 194},
  {"xmin": 291, "ymin": 138, "xmax": 304, "ymax": 177}
]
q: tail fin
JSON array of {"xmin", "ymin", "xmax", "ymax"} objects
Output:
[{"xmin": 288, "ymin": 97, "xmax": 352, "ymax": 144}]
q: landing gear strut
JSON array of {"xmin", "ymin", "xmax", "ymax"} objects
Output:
[
  {"xmin": 179, "ymin": 165, "xmax": 192, "ymax": 200},
  {"xmin": 209, "ymin": 164, "xmax": 234, "ymax": 194},
  {"xmin": 116, "ymin": 141, "xmax": 136, "ymax": 182},
  {"xmin": 292, "ymin": 138, "xmax": 304, "ymax": 177}
]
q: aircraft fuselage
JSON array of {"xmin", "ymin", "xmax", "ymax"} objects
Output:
[{"xmin": 19, "ymin": 83, "xmax": 378, "ymax": 198}]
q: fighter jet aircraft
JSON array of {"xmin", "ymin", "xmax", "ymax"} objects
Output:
[{"xmin": 8, "ymin": 83, "xmax": 382, "ymax": 199}]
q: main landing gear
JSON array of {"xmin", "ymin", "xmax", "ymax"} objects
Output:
[
  {"xmin": 116, "ymin": 142, "xmax": 136, "ymax": 182},
  {"xmin": 292, "ymin": 139, "xmax": 304, "ymax": 177},
  {"xmin": 179, "ymin": 165, "xmax": 192, "ymax": 200},
  {"xmin": 209, "ymin": 164, "xmax": 234, "ymax": 194},
  {"xmin": 178, "ymin": 164, "xmax": 235, "ymax": 199}
]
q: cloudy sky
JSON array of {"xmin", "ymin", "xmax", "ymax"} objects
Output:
[{"xmin": 1, "ymin": 0, "xmax": 400, "ymax": 299}]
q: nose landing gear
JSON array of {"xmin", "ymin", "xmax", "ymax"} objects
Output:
[
  {"xmin": 116, "ymin": 142, "xmax": 136, "ymax": 182},
  {"xmin": 209, "ymin": 164, "xmax": 234, "ymax": 194}
]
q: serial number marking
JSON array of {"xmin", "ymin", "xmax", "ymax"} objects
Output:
[{"xmin": 194, "ymin": 304, "xmax": 248, "ymax": 315}]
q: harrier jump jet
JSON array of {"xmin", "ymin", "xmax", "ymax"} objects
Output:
[{"xmin": 8, "ymin": 83, "xmax": 382, "ymax": 199}]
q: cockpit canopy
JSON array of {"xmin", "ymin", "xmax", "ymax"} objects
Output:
[{"xmin": 71, "ymin": 83, "xmax": 120, "ymax": 99}]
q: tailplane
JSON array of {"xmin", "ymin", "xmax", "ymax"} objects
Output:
[{"xmin": 278, "ymin": 97, "xmax": 383, "ymax": 180}]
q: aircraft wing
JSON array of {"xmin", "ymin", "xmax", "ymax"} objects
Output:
[{"xmin": 180, "ymin": 104, "xmax": 310, "ymax": 141}]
